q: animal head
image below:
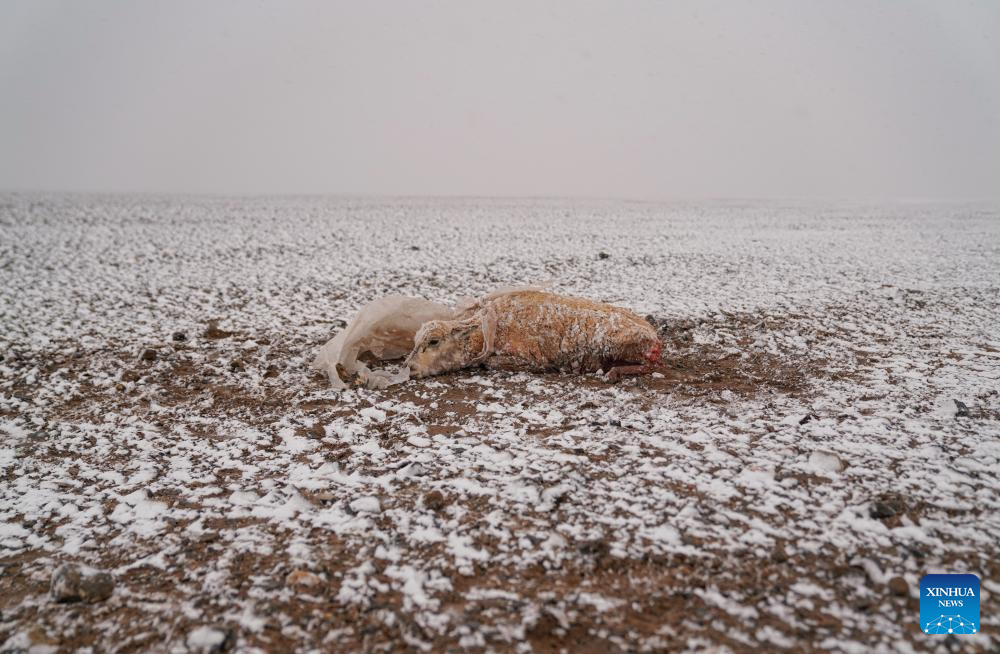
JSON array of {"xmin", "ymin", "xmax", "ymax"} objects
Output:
[{"xmin": 406, "ymin": 317, "xmax": 484, "ymax": 377}]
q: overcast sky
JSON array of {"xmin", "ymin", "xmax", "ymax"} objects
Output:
[{"xmin": 1, "ymin": 1, "xmax": 998, "ymax": 199}]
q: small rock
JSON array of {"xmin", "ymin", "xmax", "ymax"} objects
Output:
[
  {"xmin": 359, "ymin": 406, "xmax": 387, "ymax": 422},
  {"xmin": 808, "ymin": 450, "xmax": 844, "ymax": 473},
  {"xmin": 409, "ymin": 245, "xmax": 420, "ymax": 251},
  {"xmin": 349, "ymin": 496, "xmax": 381, "ymax": 514},
  {"xmin": 185, "ymin": 625, "xmax": 235, "ymax": 654},
  {"xmin": 229, "ymin": 359, "xmax": 244, "ymax": 372},
  {"xmin": 888, "ymin": 576, "xmax": 909, "ymax": 596},
  {"xmin": 851, "ymin": 596, "xmax": 873, "ymax": 612},
  {"xmin": 953, "ymin": 400, "xmax": 971, "ymax": 418},
  {"xmin": 308, "ymin": 490, "xmax": 337, "ymax": 505},
  {"xmin": 397, "ymin": 461, "xmax": 427, "ymax": 477},
  {"xmin": 798, "ymin": 413, "xmax": 818, "ymax": 425},
  {"xmin": 598, "ymin": 251, "xmax": 611, "ymax": 260},
  {"xmin": 285, "ymin": 569, "xmax": 323, "ymax": 589},
  {"xmin": 203, "ymin": 320, "xmax": 235, "ymax": 340},
  {"xmin": 868, "ymin": 502, "xmax": 896, "ymax": 520},
  {"xmin": 407, "ymin": 435, "xmax": 432, "ymax": 448},
  {"xmin": 12, "ymin": 626, "xmax": 59, "ymax": 652},
  {"xmin": 869, "ymin": 492, "xmax": 907, "ymax": 520},
  {"xmin": 870, "ymin": 501, "xmax": 897, "ymax": 519},
  {"xmin": 577, "ymin": 537, "xmax": 610, "ymax": 559},
  {"xmin": 50, "ymin": 563, "xmax": 114, "ymax": 603},
  {"xmin": 172, "ymin": 331, "xmax": 187, "ymax": 342},
  {"xmin": 140, "ymin": 348, "xmax": 158, "ymax": 362},
  {"xmin": 423, "ymin": 490, "xmax": 448, "ymax": 512}
]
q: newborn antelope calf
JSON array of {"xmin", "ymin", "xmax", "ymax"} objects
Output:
[{"xmin": 405, "ymin": 290, "xmax": 662, "ymax": 381}]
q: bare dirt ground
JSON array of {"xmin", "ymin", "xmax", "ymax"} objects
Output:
[{"xmin": 2, "ymin": 196, "xmax": 999, "ymax": 652}]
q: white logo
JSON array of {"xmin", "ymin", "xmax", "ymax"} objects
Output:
[{"xmin": 923, "ymin": 615, "xmax": 977, "ymax": 635}]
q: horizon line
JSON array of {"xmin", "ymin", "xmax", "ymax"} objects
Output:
[{"xmin": 2, "ymin": 188, "xmax": 999, "ymax": 205}]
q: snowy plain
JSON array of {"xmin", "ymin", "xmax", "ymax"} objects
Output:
[{"xmin": 1, "ymin": 195, "xmax": 999, "ymax": 652}]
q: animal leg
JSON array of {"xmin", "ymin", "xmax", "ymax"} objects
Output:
[
  {"xmin": 606, "ymin": 363, "xmax": 662, "ymax": 382},
  {"xmin": 479, "ymin": 304, "xmax": 497, "ymax": 358},
  {"xmin": 468, "ymin": 305, "xmax": 498, "ymax": 365}
]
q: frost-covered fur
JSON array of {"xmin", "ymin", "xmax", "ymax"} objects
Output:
[
  {"xmin": 407, "ymin": 291, "xmax": 661, "ymax": 377},
  {"xmin": 406, "ymin": 317, "xmax": 488, "ymax": 378}
]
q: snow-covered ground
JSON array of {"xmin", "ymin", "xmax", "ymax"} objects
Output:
[{"xmin": 1, "ymin": 195, "xmax": 999, "ymax": 652}]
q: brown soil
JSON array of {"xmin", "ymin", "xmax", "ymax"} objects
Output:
[{"xmin": 6, "ymin": 310, "xmax": 991, "ymax": 653}]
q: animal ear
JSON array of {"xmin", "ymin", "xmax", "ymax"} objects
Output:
[
  {"xmin": 465, "ymin": 307, "xmax": 496, "ymax": 363},
  {"xmin": 455, "ymin": 316, "xmax": 480, "ymax": 333},
  {"xmin": 479, "ymin": 305, "xmax": 497, "ymax": 357}
]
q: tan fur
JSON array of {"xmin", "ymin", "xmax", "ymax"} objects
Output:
[{"xmin": 407, "ymin": 291, "xmax": 661, "ymax": 377}]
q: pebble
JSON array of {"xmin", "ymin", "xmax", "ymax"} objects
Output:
[
  {"xmin": 577, "ymin": 537, "xmax": 611, "ymax": 559},
  {"xmin": 359, "ymin": 406, "xmax": 387, "ymax": 422},
  {"xmin": 349, "ymin": 496, "xmax": 381, "ymax": 514},
  {"xmin": 869, "ymin": 493, "xmax": 906, "ymax": 520},
  {"xmin": 870, "ymin": 501, "xmax": 898, "ymax": 520},
  {"xmin": 50, "ymin": 563, "xmax": 114, "ymax": 603},
  {"xmin": 186, "ymin": 625, "xmax": 234, "ymax": 654},
  {"xmin": 285, "ymin": 569, "xmax": 323, "ymax": 589},
  {"xmin": 397, "ymin": 461, "xmax": 427, "ymax": 477},
  {"xmin": 407, "ymin": 435, "xmax": 432, "ymax": 447},
  {"xmin": 423, "ymin": 490, "xmax": 448, "ymax": 512},
  {"xmin": 140, "ymin": 348, "xmax": 158, "ymax": 362},
  {"xmin": 888, "ymin": 576, "xmax": 909, "ymax": 596},
  {"xmin": 203, "ymin": 320, "xmax": 235, "ymax": 339},
  {"xmin": 5, "ymin": 627, "xmax": 58, "ymax": 653},
  {"xmin": 808, "ymin": 450, "xmax": 845, "ymax": 473}
]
